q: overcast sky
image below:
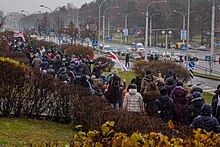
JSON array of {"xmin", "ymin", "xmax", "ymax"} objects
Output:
[{"xmin": 0, "ymin": 0, "xmax": 93, "ymax": 14}]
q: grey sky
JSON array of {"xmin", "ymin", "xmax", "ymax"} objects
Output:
[{"xmin": 0, "ymin": 0, "xmax": 93, "ymax": 14}]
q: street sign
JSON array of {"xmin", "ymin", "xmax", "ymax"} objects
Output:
[
  {"xmin": 58, "ymin": 34, "xmax": 63, "ymax": 41},
  {"xmin": 107, "ymin": 36, "xmax": 112, "ymax": 42},
  {"xmin": 123, "ymin": 29, "xmax": 128, "ymax": 37},
  {"xmin": 181, "ymin": 44, "xmax": 187, "ymax": 50},
  {"xmin": 181, "ymin": 30, "xmax": 187, "ymax": 41},
  {"xmin": 132, "ymin": 43, "xmax": 136, "ymax": 48},
  {"xmin": 188, "ymin": 61, "xmax": 195, "ymax": 68},
  {"xmin": 92, "ymin": 40, "xmax": 98, "ymax": 46},
  {"xmin": 189, "ymin": 68, "xmax": 194, "ymax": 79},
  {"xmin": 205, "ymin": 55, "xmax": 211, "ymax": 61},
  {"xmin": 50, "ymin": 27, "xmax": 55, "ymax": 33}
]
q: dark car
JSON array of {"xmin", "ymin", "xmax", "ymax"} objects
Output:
[{"xmin": 185, "ymin": 53, "xmax": 199, "ymax": 61}]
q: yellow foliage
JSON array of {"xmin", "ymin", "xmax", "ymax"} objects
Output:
[{"xmin": 70, "ymin": 121, "xmax": 220, "ymax": 146}]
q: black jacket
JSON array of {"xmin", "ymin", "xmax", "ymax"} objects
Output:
[
  {"xmin": 154, "ymin": 94, "xmax": 175, "ymax": 123},
  {"xmin": 190, "ymin": 104, "xmax": 220, "ymax": 133},
  {"xmin": 186, "ymin": 97, "xmax": 204, "ymax": 125}
]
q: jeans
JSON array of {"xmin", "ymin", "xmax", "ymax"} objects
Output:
[{"xmin": 111, "ymin": 103, "xmax": 119, "ymax": 109}]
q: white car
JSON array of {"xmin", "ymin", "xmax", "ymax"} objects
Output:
[
  {"xmin": 103, "ymin": 45, "xmax": 111, "ymax": 54},
  {"xmin": 198, "ymin": 46, "xmax": 207, "ymax": 51},
  {"xmin": 173, "ymin": 52, "xmax": 184, "ymax": 62},
  {"xmin": 136, "ymin": 43, "xmax": 145, "ymax": 53}
]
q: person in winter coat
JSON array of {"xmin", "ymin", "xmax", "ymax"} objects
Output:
[
  {"xmin": 153, "ymin": 86, "xmax": 175, "ymax": 123},
  {"xmin": 107, "ymin": 69, "xmax": 121, "ymax": 109},
  {"xmin": 31, "ymin": 54, "xmax": 42, "ymax": 70},
  {"xmin": 165, "ymin": 70, "xmax": 177, "ymax": 96},
  {"xmin": 143, "ymin": 82, "xmax": 160, "ymax": 116},
  {"xmin": 92, "ymin": 61, "xmax": 109, "ymax": 78},
  {"xmin": 47, "ymin": 65, "xmax": 55, "ymax": 78},
  {"xmin": 186, "ymin": 85, "xmax": 203, "ymax": 105},
  {"xmin": 131, "ymin": 76, "xmax": 142, "ymax": 93},
  {"xmin": 125, "ymin": 53, "xmax": 130, "ymax": 68},
  {"xmin": 119, "ymin": 79, "xmax": 126, "ymax": 108},
  {"xmin": 190, "ymin": 104, "xmax": 220, "ymax": 133},
  {"xmin": 140, "ymin": 70, "xmax": 154, "ymax": 95},
  {"xmin": 211, "ymin": 85, "xmax": 220, "ymax": 123},
  {"xmin": 186, "ymin": 91, "xmax": 204, "ymax": 125},
  {"xmin": 170, "ymin": 81, "xmax": 188, "ymax": 124},
  {"xmin": 53, "ymin": 55, "xmax": 62, "ymax": 74},
  {"xmin": 123, "ymin": 84, "xmax": 144, "ymax": 113},
  {"xmin": 41, "ymin": 58, "xmax": 49, "ymax": 71}
]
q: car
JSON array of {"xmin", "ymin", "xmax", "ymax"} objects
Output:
[
  {"xmin": 198, "ymin": 46, "xmax": 207, "ymax": 51},
  {"xmin": 136, "ymin": 43, "xmax": 145, "ymax": 53},
  {"xmin": 172, "ymin": 52, "xmax": 184, "ymax": 62},
  {"xmin": 111, "ymin": 47, "xmax": 120, "ymax": 55},
  {"xmin": 123, "ymin": 46, "xmax": 132, "ymax": 53},
  {"xmin": 185, "ymin": 53, "xmax": 199, "ymax": 61},
  {"xmin": 119, "ymin": 48, "xmax": 128, "ymax": 56},
  {"xmin": 129, "ymin": 53, "xmax": 142, "ymax": 61},
  {"xmin": 103, "ymin": 45, "xmax": 111, "ymax": 54}
]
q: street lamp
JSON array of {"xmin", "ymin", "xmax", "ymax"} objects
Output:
[
  {"xmin": 210, "ymin": 0, "xmax": 216, "ymax": 61},
  {"xmin": 174, "ymin": 10, "xmax": 187, "ymax": 44},
  {"xmin": 102, "ymin": 6, "xmax": 119, "ymax": 48},
  {"xmin": 118, "ymin": 12, "xmax": 133, "ymax": 44},
  {"xmin": 107, "ymin": 17, "xmax": 114, "ymax": 38},
  {"xmin": 94, "ymin": 0, "xmax": 107, "ymax": 56},
  {"xmin": 145, "ymin": 0, "xmax": 167, "ymax": 60},
  {"xmin": 162, "ymin": 30, "xmax": 172, "ymax": 60},
  {"xmin": 149, "ymin": 13, "xmax": 160, "ymax": 47}
]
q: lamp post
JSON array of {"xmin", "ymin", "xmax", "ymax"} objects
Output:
[
  {"xmin": 174, "ymin": 10, "xmax": 188, "ymax": 44},
  {"xmin": 118, "ymin": 12, "xmax": 133, "ymax": 44},
  {"xmin": 149, "ymin": 13, "xmax": 160, "ymax": 47},
  {"xmin": 145, "ymin": 0, "xmax": 167, "ymax": 60},
  {"xmin": 95, "ymin": 0, "xmax": 107, "ymax": 56},
  {"xmin": 107, "ymin": 17, "xmax": 113, "ymax": 38},
  {"xmin": 211, "ymin": 0, "xmax": 216, "ymax": 61},
  {"xmin": 102, "ymin": 6, "xmax": 119, "ymax": 48},
  {"xmin": 162, "ymin": 31, "xmax": 172, "ymax": 60},
  {"xmin": 186, "ymin": 0, "xmax": 190, "ymax": 69},
  {"xmin": 40, "ymin": 4, "xmax": 53, "ymax": 34}
]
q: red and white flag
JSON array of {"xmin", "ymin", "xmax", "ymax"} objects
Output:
[
  {"xmin": 14, "ymin": 32, "xmax": 26, "ymax": 42},
  {"xmin": 110, "ymin": 51, "xmax": 127, "ymax": 72}
]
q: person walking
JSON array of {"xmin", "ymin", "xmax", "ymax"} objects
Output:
[
  {"xmin": 125, "ymin": 53, "xmax": 130, "ymax": 68},
  {"xmin": 123, "ymin": 84, "xmax": 144, "ymax": 113},
  {"xmin": 190, "ymin": 104, "xmax": 220, "ymax": 133}
]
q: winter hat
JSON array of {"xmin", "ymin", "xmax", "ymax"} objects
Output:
[
  {"xmin": 145, "ymin": 70, "xmax": 151, "ymax": 75},
  {"xmin": 201, "ymin": 104, "xmax": 212, "ymax": 116},
  {"xmin": 128, "ymin": 84, "xmax": 137, "ymax": 90},
  {"xmin": 160, "ymin": 86, "xmax": 168, "ymax": 95},
  {"xmin": 192, "ymin": 91, "xmax": 201, "ymax": 99}
]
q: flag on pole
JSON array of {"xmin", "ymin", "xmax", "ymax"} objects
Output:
[
  {"xmin": 14, "ymin": 32, "xmax": 26, "ymax": 42},
  {"xmin": 110, "ymin": 51, "xmax": 127, "ymax": 72}
]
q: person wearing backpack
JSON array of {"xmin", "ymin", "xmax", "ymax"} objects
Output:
[
  {"xmin": 107, "ymin": 69, "xmax": 121, "ymax": 109},
  {"xmin": 153, "ymin": 86, "xmax": 175, "ymax": 123}
]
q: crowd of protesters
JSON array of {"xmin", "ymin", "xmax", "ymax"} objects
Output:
[{"xmin": 12, "ymin": 42, "xmax": 220, "ymax": 134}]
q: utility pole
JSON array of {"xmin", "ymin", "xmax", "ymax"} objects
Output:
[{"xmin": 211, "ymin": 0, "xmax": 216, "ymax": 61}]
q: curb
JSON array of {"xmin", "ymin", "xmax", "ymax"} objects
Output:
[{"xmin": 194, "ymin": 73, "xmax": 220, "ymax": 81}]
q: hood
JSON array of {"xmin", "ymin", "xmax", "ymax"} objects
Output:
[
  {"xmin": 143, "ymin": 74, "xmax": 153, "ymax": 82},
  {"xmin": 158, "ymin": 95, "xmax": 170, "ymax": 103},
  {"xmin": 129, "ymin": 89, "xmax": 137, "ymax": 95},
  {"xmin": 201, "ymin": 104, "xmax": 212, "ymax": 116},
  {"xmin": 192, "ymin": 97, "xmax": 204, "ymax": 107},
  {"xmin": 172, "ymin": 86, "xmax": 186, "ymax": 97}
]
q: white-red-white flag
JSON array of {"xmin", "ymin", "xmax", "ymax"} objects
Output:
[{"xmin": 110, "ymin": 51, "xmax": 127, "ymax": 72}]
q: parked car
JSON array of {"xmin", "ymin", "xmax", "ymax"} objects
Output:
[
  {"xmin": 185, "ymin": 53, "xmax": 199, "ymax": 61},
  {"xmin": 198, "ymin": 46, "xmax": 207, "ymax": 51},
  {"xmin": 172, "ymin": 52, "xmax": 184, "ymax": 62},
  {"xmin": 129, "ymin": 53, "xmax": 142, "ymax": 61},
  {"xmin": 111, "ymin": 47, "xmax": 120, "ymax": 55},
  {"xmin": 103, "ymin": 45, "xmax": 111, "ymax": 54},
  {"xmin": 136, "ymin": 43, "xmax": 145, "ymax": 53},
  {"xmin": 123, "ymin": 46, "xmax": 132, "ymax": 53},
  {"xmin": 119, "ymin": 48, "xmax": 128, "ymax": 56}
]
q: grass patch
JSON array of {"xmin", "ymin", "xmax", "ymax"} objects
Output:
[
  {"xmin": 0, "ymin": 118, "xmax": 72, "ymax": 146},
  {"xmin": 203, "ymin": 92, "xmax": 214, "ymax": 104},
  {"xmin": 194, "ymin": 72, "xmax": 220, "ymax": 80}
]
